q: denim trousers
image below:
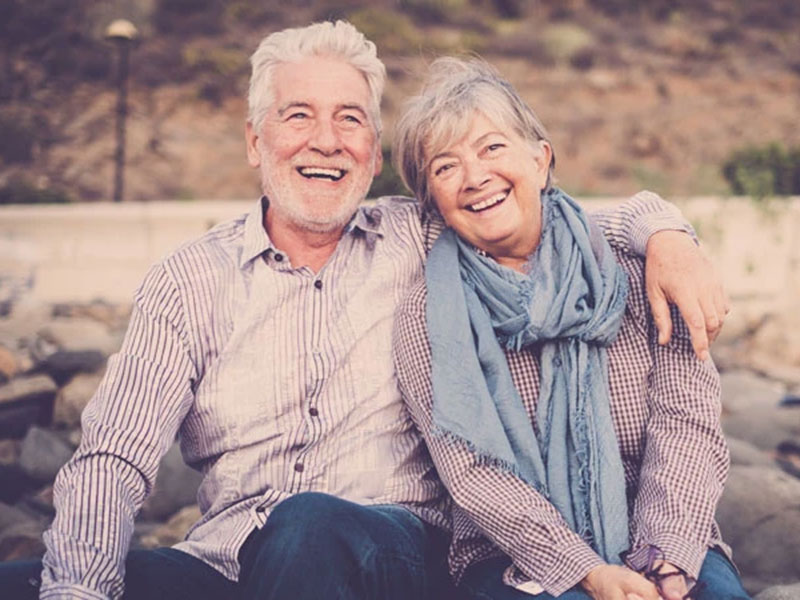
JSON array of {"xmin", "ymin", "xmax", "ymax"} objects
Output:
[
  {"xmin": 0, "ymin": 492, "xmax": 454, "ymax": 600},
  {"xmin": 458, "ymin": 547, "xmax": 752, "ymax": 600}
]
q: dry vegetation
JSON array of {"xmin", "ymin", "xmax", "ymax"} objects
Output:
[{"xmin": 1, "ymin": 0, "xmax": 799, "ymax": 202}]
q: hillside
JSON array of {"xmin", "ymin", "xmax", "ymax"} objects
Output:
[{"xmin": 1, "ymin": 0, "xmax": 799, "ymax": 202}]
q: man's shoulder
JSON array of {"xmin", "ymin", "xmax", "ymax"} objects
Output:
[
  {"xmin": 161, "ymin": 211, "xmax": 249, "ymax": 269},
  {"xmin": 366, "ymin": 195, "xmax": 421, "ymax": 220}
]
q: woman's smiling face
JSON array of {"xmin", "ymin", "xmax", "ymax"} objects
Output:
[{"xmin": 426, "ymin": 112, "xmax": 552, "ymax": 269}]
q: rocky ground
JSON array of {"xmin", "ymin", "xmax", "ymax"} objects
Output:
[{"xmin": 1, "ymin": 298, "xmax": 799, "ymax": 598}]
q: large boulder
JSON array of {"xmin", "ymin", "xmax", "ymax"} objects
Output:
[
  {"xmin": 139, "ymin": 443, "xmax": 203, "ymax": 521},
  {"xmin": 18, "ymin": 426, "xmax": 75, "ymax": 483},
  {"xmin": 138, "ymin": 504, "xmax": 201, "ymax": 549},
  {"xmin": 755, "ymin": 583, "xmax": 800, "ymax": 600},
  {"xmin": 0, "ymin": 502, "xmax": 46, "ymax": 561},
  {"xmin": 52, "ymin": 372, "xmax": 103, "ymax": 428},
  {"xmin": 720, "ymin": 371, "xmax": 800, "ymax": 452},
  {"xmin": 716, "ymin": 465, "xmax": 800, "ymax": 592},
  {"xmin": 0, "ymin": 374, "xmax": 57, "ymax": 438}
]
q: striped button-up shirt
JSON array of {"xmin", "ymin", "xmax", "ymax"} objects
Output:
[
  {"xmin": 393, "ymin": 234, "xmax": 730, "ymax": 597},
  {"xmin": 40, "ymin": 192, "xmax": 690, "ymax": 599}
]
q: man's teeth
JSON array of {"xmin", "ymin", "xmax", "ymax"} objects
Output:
[
  {"xmin": 468, "ymin": 192, "xmax": 507, "ymax": 212},
  {"xmin": 298, "ymin": 167, "xmax": 345, "ymax": 181}
]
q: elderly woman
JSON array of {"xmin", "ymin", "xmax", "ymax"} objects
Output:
[{"xmin": 392, "ymin": 58, "xmax": 750, "ymax": 600}]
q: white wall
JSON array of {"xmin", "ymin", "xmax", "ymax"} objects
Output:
[{"xmin": 2, "ymin": 198, "xmax": 798, "ymax": 337}]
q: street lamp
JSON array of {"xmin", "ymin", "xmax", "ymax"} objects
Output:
[{"xmin": 105, "ymin": 19, "xmax": 138, "ymax": 202}]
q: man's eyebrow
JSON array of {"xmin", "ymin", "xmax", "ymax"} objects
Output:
[
  {"xmin": 277, "ymin": 102, "xmax": 311, "ymax": 116},
  {"xmin": 339, "ymin": 103, "xmax": 368, "ymax": 115}
]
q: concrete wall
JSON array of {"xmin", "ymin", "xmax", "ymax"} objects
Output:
[{"xmin": 2, "ymin": 197, "xmax": 798, "ymax": 329}]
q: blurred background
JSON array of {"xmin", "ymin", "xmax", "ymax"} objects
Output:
[
  {"xmin": 1, "ymin": 0, "xmax": 799, "ymax": 202},
  {"xmin": 1, "ymin": 1, "xmax": 800, "ymax": 596}
]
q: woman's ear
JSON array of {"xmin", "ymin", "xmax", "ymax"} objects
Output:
[{"xmin": 533, "ymin": 140, "xmax": 552, "ymax": 189}]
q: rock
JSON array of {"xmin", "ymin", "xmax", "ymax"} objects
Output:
[
  {"xmin": 756, "ymin": 583, "xmax": 800, "ymax": 599},
  {"xmin": 0, "ymin": 438, "xmax": 20, "ymax": 465},
  {"xmin": 37, "ymin": 318, "xmax": 122, "ymax": 357},
  {"xmin": 53, "ymin": 372, "xmax": 102, "ymax": 427},
  {"xmin": 0, "ymin": 344, "xmax": 17, "ymax": 384},
  {"xmin": 18, "ymin": 426, "xmax": 75, "ymax": 483},
  {"xmin": 139, "ymin": 443, "xmax": 203, "ymax": 521},
  {"xmin": 716, "ymin": 466, "xmax": 800, "ymax": 592},
  {"xmin": 0, "ymin": 374, "xmax": 57, "ymax": 438},
  {"xmin": 37, "ymin": 350, "xmax": 106, "ymax": 385},
  {"xmin": 0, "ymin": 502, "xmax": 46, "ymax": 562},
  {"xmin": 721, "ymin": 371, "xmax": 800, "ymax": 452},
  {"xmin": 0, "ymin": 464, "xmax": 38, "ymax": 504},
  {"xmin": 727, "ymin": 437, "xmax": 776, "ymax": 468},
  {"xmin": 721, "ymin": 371, "xmax": 785, "ymax": 414},
  {"xmin": 138, "ymin": 504, "xmax": 201, "ymax": 549}
]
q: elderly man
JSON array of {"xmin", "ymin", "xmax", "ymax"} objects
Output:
[{"xmin": 0, "ymin": 21, "xmax": 726, "ymax": 600}]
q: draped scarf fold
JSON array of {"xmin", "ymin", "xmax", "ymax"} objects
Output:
[{"xmin": 425, "ymin": 187, "xmax": 630, "ymax": 562}]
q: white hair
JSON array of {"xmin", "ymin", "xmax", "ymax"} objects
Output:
[
  {"xmin": 393, "ymin": 57, "xmax": 555, "ymax": 211},
  {"xmin": 248, "ymin": 20, "xmax": 386, "ymax": 135}
]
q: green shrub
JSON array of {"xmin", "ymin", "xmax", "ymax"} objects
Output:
[
  {"xmin": 722, "ymin": 143, "xmax": 800, "ymax": 198},
  {"xmin": 0, "ymin": 177, "xmax": 71, "ymax": 205},
  {"xmin": 367, "ymin": 147, "xmax": 408, "ymax": 199},
  {"xmin": 0, "ymin": 113, "xmax": 36, "ymax": 164}
]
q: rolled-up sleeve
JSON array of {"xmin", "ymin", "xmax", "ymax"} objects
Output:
[{"xmin": 40, "ymin": 263, "xmax": 197, "ymax": 599}]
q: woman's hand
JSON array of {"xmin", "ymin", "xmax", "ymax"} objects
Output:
[
  {"xmin": 581, "ymin": 564, "xmax": 661, "ymax": 600},
  {"xmin": 644, "ymin": 230, "xmax": 730, "ymax": 361}
]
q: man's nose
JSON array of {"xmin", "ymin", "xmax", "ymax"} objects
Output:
[{"xmin": 308, "ymin": 119, "xmax": 342, "ymax": 155}]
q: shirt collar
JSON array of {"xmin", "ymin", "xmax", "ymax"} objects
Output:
[
  {"xmin": 238, "ymin": 198, "xmax": 386, "ymax": 269},
  {"xmin": 239, "ymin": 197, "xmax": 273, "ymax": 269}
]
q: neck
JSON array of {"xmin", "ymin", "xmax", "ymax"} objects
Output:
[{"xmin": 264, "ymin": 214, "xmax": 344, "ymax": 273}]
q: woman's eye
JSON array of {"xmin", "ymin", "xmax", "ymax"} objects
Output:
[
  {"xmin": 434, "ymin": 164, "xmax": 454, "ymax": 176},
  {"xmin": 487, "ymin": 143, "xmax": 505, "ymax": 152}
]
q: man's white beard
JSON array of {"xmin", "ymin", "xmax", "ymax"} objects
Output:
[{"xmin": 260, "ymin": 157, "xmax": 376, "ymax": 234}]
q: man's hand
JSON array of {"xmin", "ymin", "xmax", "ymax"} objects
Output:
[
  {"xmin": 645, "ymin": 230, "xmax": 730, "ymax": 361},
  {"xmin": 581, "ymin": 564, "xmax": 661, "ymax": 600},
  {"xmin": 652, "ymin": 561, "xmax": 690, "ymax": 600}
]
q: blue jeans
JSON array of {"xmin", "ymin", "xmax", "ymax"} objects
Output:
[
  {"xmin": 459, "ymin": 548, "xmax": 751, "ymax": 600},
  {"xmin": 0, "ymin": 546, "xmax": 237, "ymax": 599},
  {"xmin": 237, "ymin": 492, "xmax": 455, "ymax": 599},
  {"xmin": 0, "ymin": 492, "xmax": 454, "ymax": 600}
]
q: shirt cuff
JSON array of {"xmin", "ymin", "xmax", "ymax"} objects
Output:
[
  {"xmin": 40, "ymin": 582, "xmax": 110, "ymax": 600},
  {"xmin": 511, "ymin": 541, "xmax": 605, "ymax": 597},
  {"xmin": 627, "ymin": 533, "xmax": 707, "ymax": 580},
  {"xmin": 629, "ymin": 209, "xmax": 696, "ymax": 257}
]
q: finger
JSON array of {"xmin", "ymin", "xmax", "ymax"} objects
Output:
[
  {"xmin": 647, "ymin": 285, "xmax": 673, "ymax": 346},
  {"xmin": 676, "ymin": 298, "xmax": 710, "ymax": 361},
  {"xmin": 699, "ymin": 296, "xmax": 722, "ymax": 344}
]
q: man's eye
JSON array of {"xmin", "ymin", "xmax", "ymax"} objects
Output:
[
  {"xmin": 288, "ymin": 112, "xmax": 309, "ymax": 120},
  {"xmin": 342, "ymin": 114, "xmax": 363, "ymax": 125}
]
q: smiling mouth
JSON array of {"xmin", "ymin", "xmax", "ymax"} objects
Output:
[
  {"xmin": 466, "ymin": 191, "xmax": 508, "ymax": 212},
  {"xmin": 297, "ymin": 167, "xmax": 346, "ymax": 182}
]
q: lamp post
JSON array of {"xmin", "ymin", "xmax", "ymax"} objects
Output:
[{"xmin": 105, "ymin": 19, "xmax": 138, "ymax": 202}]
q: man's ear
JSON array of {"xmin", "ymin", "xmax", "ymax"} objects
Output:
[{"xmin": 245, "ymin": 121, "xmax": 261, "ymax": 168}]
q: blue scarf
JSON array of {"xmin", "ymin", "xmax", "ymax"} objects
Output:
[{"xmin": 426, "ymin": 187, "xmax": 630, "ymax": 562}]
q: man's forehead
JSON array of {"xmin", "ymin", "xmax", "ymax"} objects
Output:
[{"xmin": 270, "ymin": 57, "xmax": 372, "ymax": 106}]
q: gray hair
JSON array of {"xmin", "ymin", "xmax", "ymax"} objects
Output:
[
  {"xmin": 248, "ymin": 20, "xmax": 386, "ymax": 135},
  {"xmin": 393, "ymin": 57, "xmax": 555, "ymax": 211}
]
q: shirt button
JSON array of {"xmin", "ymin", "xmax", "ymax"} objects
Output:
[
  {"xmin": 314, "ymin": 279, "xmax": 323, "ymax": 290},
  {"xmin": 274, "ymin": 253, "xmax": 284, "ymax": 262},
  {"xmin": 294, "ymin": 462, "xmax": 304, "ymax": 472},
  {"xmin": 308, "ymin": 407, "xmax": 319, "ymax": 417}
]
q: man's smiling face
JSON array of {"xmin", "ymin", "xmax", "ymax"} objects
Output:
[{"xmin": 246, "ymin": 55, "xmax": 383, "ymax": 235}]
